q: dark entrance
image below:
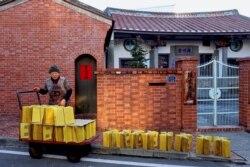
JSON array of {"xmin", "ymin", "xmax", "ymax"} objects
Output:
[{"xmin": 75, "ymin": 54, "xmax": 97, "ymax": 118}]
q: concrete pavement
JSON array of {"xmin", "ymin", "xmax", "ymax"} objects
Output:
[{"xmin": 0, "ymin": 131, "xmax": 249, "ymax": 165}]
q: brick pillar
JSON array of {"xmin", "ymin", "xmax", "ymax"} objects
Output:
[
  {"xmin": 176, "ymin": 57, "xmax": 199, "ymax": 132},
  {"xmin": 237, "ymin": 58, "xmax": 250, "ymax": 131}
]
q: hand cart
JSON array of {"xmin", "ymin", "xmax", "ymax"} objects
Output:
[{"xmin": 16, "ymin": 90, "xmax": 98, "ymax": 163}]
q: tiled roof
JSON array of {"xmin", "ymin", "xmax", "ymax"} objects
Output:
[
  {"xmin": 63, "ymin": 0, "xmax": 111, "ymax": 20},
  {"xmin": 106, "ymin": 8, "xmax": 250, "ymax": 35}
]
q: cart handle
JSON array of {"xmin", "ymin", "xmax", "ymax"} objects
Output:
[{"xmin": 16, "ymin": 90, "xmax": 41, "ymax": 110}]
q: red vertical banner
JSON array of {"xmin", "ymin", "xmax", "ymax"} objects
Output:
[{"xmin": 80, "ymin": 64, "xmax": 93, "ymax": 80}]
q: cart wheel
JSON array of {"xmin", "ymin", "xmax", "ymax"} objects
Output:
[
  {"xmin": 66, "ymin": 152, "xmax": 81, "ymax": 163},
  {"xmin": 29, "ymin": 144, "xmax": 43, "ymax": 159},
  {"xmin": 81, "ymin": 144, "xmax": 92, "ymax": 156}
]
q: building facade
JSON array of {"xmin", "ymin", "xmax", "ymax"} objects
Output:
[
  {"xmin": 2, "ymin": 0, "xmax": 250, "ymax": 132},
  {"xmin": 105, "ymin": 8, "xmax": 250, "ymax": 69},
  {"xmin": 0, "ymin": 0, "xmax": 112, "ymax": 118},
  {"xmin": 98, "ymin": 8, "xmax": 250, "ymax": 131}
]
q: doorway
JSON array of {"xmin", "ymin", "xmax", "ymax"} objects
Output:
[
  {"xmin": 75, "ymin": 54, "xmax": 97, "ymax": 117},
  {"xmin": 197, "ymin": 58, "xmax": 239, "ymax": 126}
]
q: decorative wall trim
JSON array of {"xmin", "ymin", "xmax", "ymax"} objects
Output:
[{"xmin": 95, "ymin": 68, "xmax": 182, "ymax": 75}]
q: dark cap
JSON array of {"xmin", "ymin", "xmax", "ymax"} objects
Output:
[{"xmin": 48, "ymin": 64, "xmax": 60, "ymax": 73}]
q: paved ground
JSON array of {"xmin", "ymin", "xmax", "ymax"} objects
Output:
[
  {"xmin": 0, "ymin": 113, "xmax": 249, "ymax": 165},
  {"xmin": 203, "ymin": 131, "xmax": 250, "ymax": 163}
]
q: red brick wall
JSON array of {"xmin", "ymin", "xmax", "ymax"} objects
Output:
[
  {"xmin": 176, "ymin": 58, "xmax": 199, "ymax": 131},
  {"xmin": 97, "ymin": 58, "xmax": 199, "ymax": 132},
  {"xmin": 0, "ymin": 0, "xmax": 111, "ymax": 113},
  {"xmin": 238, "ymin": 58, "xmax": 250, "ymax": 131},
  {"xmin": 97, "ymin": 69, "xmax": 182, "ymax": 131}
]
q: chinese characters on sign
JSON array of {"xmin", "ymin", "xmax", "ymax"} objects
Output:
[
  {"xmin": 80, "ymin": 64, "xmax": 93, "ymax": 80},
  {"xmin": 176, "ymin": 46, "xmax": 193, "ymax": 55}
]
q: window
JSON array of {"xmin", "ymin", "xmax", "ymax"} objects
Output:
[
  {"xmin": 200, "ymin": 54, "xmax": 213, "ymax": 64},
  {"xmin": 123, "ymin": 39, "xmax": 135, "ymax": 51},
  {"xmin": 227, "ymin": 59, "xmax": 239, "ymax": 66},
  {"xmin": 229, "ymin": 40, "xmax": 243, "ymax": 52},
  {"xmin": 119, "ymin": 58, "xmax": 134, "ymax": 68},
  {"xmin": 199, "ymin": 54, "xmax": 213, "ymax": 76},
  {"xmin": 158, "ymin": 54, "xmax": 169, "ymax": 68}
]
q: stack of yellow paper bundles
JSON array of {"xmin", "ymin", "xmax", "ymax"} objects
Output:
[
  {"xmin": 103, "ymin": 130, "xmax": 138, "ymax": 148},
  {"xmin": 103, "ymin": 130, "xmax": 159, "ymax": 150},
  {"xmin": 54, "ymin": 106, "xmax": 75, "ymax": 142},
  {"xmin": 147, "ymin": 131, "xmax": 159, "ymax": 150},
  {"xmin": 130, "ymin": 130, "xmax": 144, "ymax": 149},
  {"xmin": 20, "ymin": 106, "xmax": 33, "ymax": 139},
  {"xmin": 103, "ymin": 129, "xmax": 120, "ymax": 148},
  {"xmin": 41, "ymin": 106, "xmax": 75, "ymax": 142},
  {"xmin": 196, "ymin": 135, "xmax": 213, "ymax": 155},
  {"xmin": 159, "ymin": 132, "xmax": 173, "ymax": 151},
  {"xmin": 31, "ymin": 105, "xmax": 45, "ymax": 141},
  {"xmin": 196, "ymin": 135, "xmax": 231, "ymax": 158},
  {"xmin": 64, "ymin": 119, "xmax": 96, "ymax": 143},
  {"xmin": 174, "ymin": 133, "xmax": 193, "ymax": 152},
  {"xmin": 213, "ymin": 136, "xmax": 231, "ymax": 158},
  {"xmin": 115, "ymin": 130, "xmax": 126, "ymax": 148},
  {"xmin": 20, "ymin": 105, "xmax": 94, "ymax": 143}
]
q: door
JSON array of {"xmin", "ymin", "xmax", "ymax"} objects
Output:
[
  {"xmin": 75, "ymin": 54, "xmax": 97, "ymax": 116},
  {"xmin": 197, "ymin": 59, "xmax": 239, "ymax": 126}
]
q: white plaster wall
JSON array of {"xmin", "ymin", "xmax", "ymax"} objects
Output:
[
  {"xmin": 157, "ymin": 40, "xmax": 250, "ymax": 56},
  {"xmin": 114, "ymin": 39, "xmax": 151, "ymax": 68},
  {"xmin": 158, "ymin": 41, "xmax": 216, "ymax": 54},
  {"xmin": 113, "ymin": 39, "xmax": 250, "ymax": 68},
  {"xmin": 227, "ymin": 39, "xmax": 250, "ymax": 58}
]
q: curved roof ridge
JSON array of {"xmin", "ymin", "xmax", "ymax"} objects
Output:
[{"xmin": 106, "ymin": 7, "xmax": 239, "ymax": 18}]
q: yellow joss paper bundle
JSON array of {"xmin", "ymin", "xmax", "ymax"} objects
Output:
[
  {"xmin": 196, "ymin": 136, "xmax": 204, "ymax": 155},
  {"xmin": 64, "ymin": 106, "xmax": 75, "ymax": 125},
  {"xmin": 174, "ymin": 134, "xmax": 182, "ymax": 152},
  {"xmin": 103, "ymin": 131, "xmax": 112, "ymax": 147},
  {"xmin": 222, "ymin": 138, "xmax": 231, "ymax": 158},
  {"xmin": 20, "ymin": 123, "xmax": 30, "ymax": 139},
  {"xmin": 142, "ymin": 133, "xmax": 149, "ymax": 150},
  {"xmin": 115, "ymin": 131, "xmax": 125, "ymax": 148},
  {"xmin": 32, "ymin": 124, "xmax": 43, "ymax": 141},
  {"xmin": 203, "ymin": 136, "xmax": 212, "ymax": 155},
  {"xmin": 43, "ymin": 125, "xmax": 53, "ymax": 141},
  {"xmin": 54, "ymin": 126, "xmax": 64, "ymax": 142},
  {"xmin": 43, "ymin": 106, "xmax": 55, "ymax": 125},
  {"xmin": 148, "ymin": 131, "xmax": 159, "ymax": 150},
  {"xmin": 74, "ymin": 126, "xmax": 85, "ymax": 143},
  {"xmin": 160, "ymin": 132, "xmax": 167, "ymax": 151},
  {"xmin": 21, "ymin": 106, "xmax": 32, "ymax": 123},
  {"xmin": 54, "ymin": 106, "xmax": 65, "ymax": 126},
  {"xmin": 31, "ymin": 105, "xmax": 44, "ymax": 123},
  {"xmin": 63, "ymin": 126, "xmax": 74, "ymax": 143}
]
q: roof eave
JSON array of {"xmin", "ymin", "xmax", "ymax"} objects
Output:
[
  {"xmin": 113, "ymin": 29, "xmax": 250, "ymax": 36},
  {"xmin": 63, "ymin": 0, "xmax": 112, "ymax": 20}
]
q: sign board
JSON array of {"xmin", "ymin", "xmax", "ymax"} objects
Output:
[{"xmin": 167, "ymin": 76, "xmax": 176, "ymax": 83}]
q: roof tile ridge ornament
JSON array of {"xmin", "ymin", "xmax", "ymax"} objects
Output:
[{"xmin": 106, "ymin": 7, "xmax": 240, "ymax": 18}]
